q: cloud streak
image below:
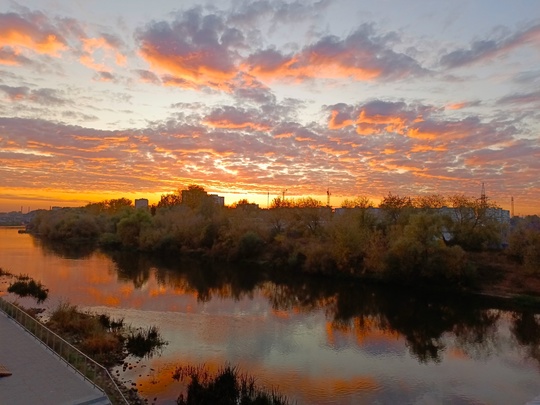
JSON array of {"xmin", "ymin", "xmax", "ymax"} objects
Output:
[{"xmin": 439, "ymin": 23, "xmax": 540, "ymax": 68}]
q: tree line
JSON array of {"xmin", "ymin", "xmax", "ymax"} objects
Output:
[{"xmin": 28, "ymin": 186, "xmax": 540, "ymax": 287}]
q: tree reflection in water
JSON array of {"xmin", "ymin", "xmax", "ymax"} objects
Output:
[
  {"xmin": 109, "ymin": 251, "xmax": 153, "ymax": 289},
  {"xmin": 50, "ymin": 245, "xmax": 540, "ymax": 367},
  {"xmin": 36, "ymin": 237, "xmax": 97, "ymax": 259},
  {"xmin": 263, "ymin": 278, "xmax": 505, "ymax": 363},
  {"xmin": 511, "ymin": 311, "xmax": 540, "ymax": 369}
]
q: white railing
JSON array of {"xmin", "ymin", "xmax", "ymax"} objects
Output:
[{"xmin": 0, "ymin": 297, "xmax": 130, "ymax": 405}]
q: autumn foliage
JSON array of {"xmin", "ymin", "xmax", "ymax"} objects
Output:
[{"xmin": 29, "ymin": 187, "xmax": 535, "ymax": 288}]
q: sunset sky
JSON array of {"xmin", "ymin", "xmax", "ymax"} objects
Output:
[{"xmin": 0, "ymin": 0, "xmax": 539, "ymax": 214}]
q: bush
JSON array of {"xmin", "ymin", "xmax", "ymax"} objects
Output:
[
  {"xmin": 97, "ymin": 232, "xmax": 121, "ymax": 248},
  {"xmin": 81, "ymin": 333, "xmax": 121, "ymax": 356},
  {"xmin": 125, "ymin": 325, "xmax": 167, "ymax": 358},
  {"xmin": 47, "ymin": 302, "xmax": 125, "ymax": 365},
  {"xmin": 35, "ymin": 209, "xmax": 100, "ymax": 241},
  {"xmin": 508, "ymin": 223, "xmax": 540, "ymax": 274},
  {"xmin": 302, "ymin": 242, "xmax": 337, "ymax": 274},
  {"xmin": 174, "ymin": 364, "xmax": 291, "ymax": 405},
  {"xmin": 7, "ymin": 277, "xmax": 49, "ymax": 303},
  {"xmin": 237, "ymin": 231, "xmax": 264, "ymax": 259},
  {"xmin": 49, "ymin": 302, "xmax": 100, "ymax": 335}
]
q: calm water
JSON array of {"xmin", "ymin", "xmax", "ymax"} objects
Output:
[{"xmin": 1, "ymin": 227, "xmax": 539, "ymax": 404}]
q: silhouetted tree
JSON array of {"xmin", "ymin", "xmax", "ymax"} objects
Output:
[
  {"xmin": 446, "ymin": 194, "xmax": 503, "ymax": 251},
  {"xmin": 157, "ymin": 192, "xmax": 182, "ymax": 208},
  {"xmin": 379, "ymin": 192, "xmax": 414, "ymax": 225}
]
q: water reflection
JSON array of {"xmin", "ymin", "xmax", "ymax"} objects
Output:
[
  {"xmin": 8, "ymin": 236, "xmax": 540, "ymax": 367},
  {"xmin": 512, "ymin": 311, "xmax": 540, "ymax": 368},
  {"xmin": 261, "ymin": 279, "xmax": 506, "ymax": 364},
  {"xmin": 2, "ymin": 230, "xmax": 540, "ymax": 404},
  {"xmin": 109, "ymin": 251, "xmax": 153, "ymax": 289},
  {"xmin": 98, "ymin": 245, "xmax": 540, "ymax": 367},
  {"xmin": 36, "ymin": 237, "xmax": 97, "ymax": 259}
]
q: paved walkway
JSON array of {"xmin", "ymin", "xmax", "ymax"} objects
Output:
[{"xmin": 0, "ymin": 310, "xmax": 110, "ymax": 405}]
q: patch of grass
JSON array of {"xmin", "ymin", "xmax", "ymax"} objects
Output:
[
  {"xmin": 174, "ymin": 364, "xmax": 292, "ymax": 405},
  {"xmin": 0, "ymin": 267, "xmax": 13, "ymax": 277},
  {"xmin": 125, "ymin": 325, "xmax": 167, "ymax": 358},
  {"xmin": 7, "ymin": 278, "xmax": 49, "ymax": 303},
  {"xmin": 47, "ymin": 301, "xmax": 125, "ymax": 366},
  {"xmin": 81, "ymin": 333, "xmax": 121, "ymax": 355},
  {"xmin": 98, "ymin": 313, "xmax": 125, "ymax": 332},
  {"xmin": 49, "ymin": 301, "xmax": 98, "ymax": 334}
]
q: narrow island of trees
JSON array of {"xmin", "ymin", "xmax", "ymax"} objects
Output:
[{"xmin": 27, "ymin": 185, "xmax": 540, "ymax": 294}]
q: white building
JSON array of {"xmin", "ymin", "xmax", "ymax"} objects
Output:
[{"xmin": 134, "ymin": 198, "xmax": 149, "ymax": 209}]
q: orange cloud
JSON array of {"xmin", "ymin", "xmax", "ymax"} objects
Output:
[
  {"xmin": 304, "ymin": 49, "xmax": 381, "ymax": 80},
  {"xmin": 244, "ymin": 25, "xmax": 424, "ymax": 83},
  {"xmin": 328, "ymin": 110, "xmax": 354, "ymax": 129},
  {"xmin": 407, "ymin": 128, "xmax": 437, "ymax": 140},
  {"xmin": 139, "ymin": 45, "xmax": 237, "ymax": 91},
  {"xmin": 0, "ymin": 47, "xmax": 27, "ymax": 65},
  {"xmin": 355, "ymin": 124, "xmax": 381, "ymax": 136},
  {"xmin": 246, "ymin": 54, "xmax": 381, "ymax": 82},
  {"xmin": 0, "ymin": 13, "xmax": 66, "ymax": 56},
  {"xmin": 203, "ymin": 118, "xmax": 271, "ymax": 132},
  {"xmin": 328, "ymin": 101, "xmax": 425, "ymax": 137},
  {"xmin": 316, "ymin": 146, "xmax": 349, "ymax": 156},
  {"xmin": 410, "ymin": 144, "xmax": 447, "ymax": 152},
  {"xmin": 383, "ymin": 148, "xmax": 398, "ymax": 155},
  {"xmin": 273, "ymin": 132, "xmax": 293, "ymax": 139},
  {"xmin": 357, "ymin": 111, "xmax": 407, "ymax": 134},
  {"xmin": 79, "ymin": 37, "xmax": 126, "ymax": 72},
  {"xmin": 446, "ymin": 102, "xmax": 467, "ymax": 110}
]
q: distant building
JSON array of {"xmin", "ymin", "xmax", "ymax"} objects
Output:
[
  {"xmin": 209, "ymin": 194, "xmax": 225, "ymax": 206},
  {"xmin": 135, "ymin": 198, "xmax": 149, "ymax": 209},
  {"xmin": 179, "ymin": 187, "xmax": 225, "ymax": 208},
  {"xmin": 486, "ymin": 207, "xmax": 511, "ymax": 224},
  {"xmin": 235, "ymin": 202, "xmax": 260, "ymax": 210},
  {"xmin": 334, "ymin": 207, "xmax": 381, "ymax": 217}
]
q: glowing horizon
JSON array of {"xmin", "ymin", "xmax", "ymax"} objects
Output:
[{"xmin": 0, "ymin": 1, "xmax": 539, "ymax": 215}]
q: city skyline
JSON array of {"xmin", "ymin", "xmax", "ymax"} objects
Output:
[{"xmin": 0, "ymin": 0, "xmax": 539, "ymax": 214}]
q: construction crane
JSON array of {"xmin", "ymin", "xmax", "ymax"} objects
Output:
[
  {"xmin": 480, "ymin": 182, "xmax": 487, "ymax": 206},
  {"xmin": 511, "ymin": 196, "xmax": 514, "ymax": 218},
  {"xmin": 326, "ymin": 188, "xmax": 331, "ymax": 207}
]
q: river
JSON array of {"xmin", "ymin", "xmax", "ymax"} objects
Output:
[{"xmin": 0, "ymin": 227, "xmax": 539, "ymax": 404}]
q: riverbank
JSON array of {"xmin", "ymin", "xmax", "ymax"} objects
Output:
[{"xmin": 469, "ymin": 251, "xmax": 540, "ymax": 301}]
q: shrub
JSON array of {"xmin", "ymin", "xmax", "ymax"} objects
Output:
[
  {"xmin": 97, "ymin": 232, "xmax": 121, "ymax": 248},
  {"xmin": 81, "ymin": 333, "xmax": 121, "ymax": 356},
  {"xmin": 49, "ymin": 302, "xmax": 100, "ymax": 335},
  {"xmin": 174, "ymin": 364, "xmax": 291, "ymax": 405},
  {"xmin": 508, "ymin": 219, "xmax": 540, "ymax": 274},
  {"xmin": 7, "ymin": 277, "xmax": 49, "ymax": 303},
  {"xmin": 47, "ymin": 302, "xmax": 125, "ymax": 366},
  {"xmin": 126, "ymin": 325, "xmax": 167, "ymax": 358},
  {"xmin": 0, "ymin": 267, "xmax": 13, "ymax": 277},
  {"xmin": 98, "ymin": 314, "xmax": 124, "ymax": 332},
  {"xmin": 302, "ymin": 242, "xmax": 338, "ymax": 274},
  {"xmin": 237, "ymin": 231, "xmax": 264, "ymax": 259}
]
